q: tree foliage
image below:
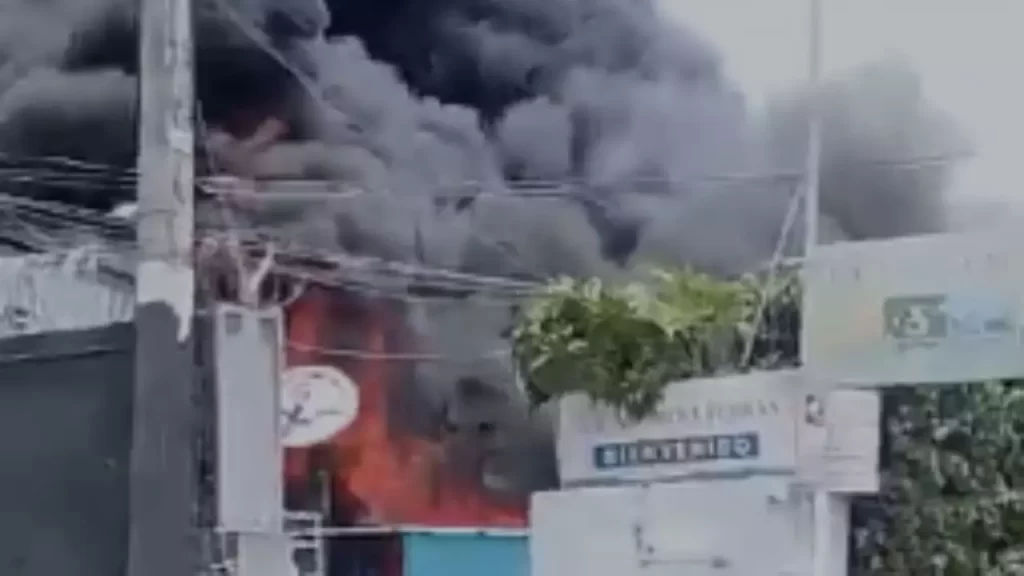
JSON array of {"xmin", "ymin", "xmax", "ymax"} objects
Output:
[
  {"xmin": 510, "ymin": 269, "xmax": 760, "ymax": 419},
  {"xmin": 512, "ymin": 268, "xmax": 1024, "ymax": 574},
  {"xmin": 850, "ymin": 383, "xmax": 1024, "ymax": 575}
]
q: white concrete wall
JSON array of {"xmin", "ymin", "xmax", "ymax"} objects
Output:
[
  {"xmin": 0, "ymin": 253, "xmax": 133, "ymax": 338},
  {"xmin": 531, "ymin": 478, "xmax": 813, "ymax": 576}
]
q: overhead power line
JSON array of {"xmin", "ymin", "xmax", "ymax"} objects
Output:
[
  {"xmin": 0, "ymin": 144, "xmax": 976, "ymax": 201},
  {"xmin": 286, "ymin": 340, "xmax": 510, "ymax": 362},
  {"xmin": 0, "ymin": 151, "xmax": 139, "ymax": 175}
]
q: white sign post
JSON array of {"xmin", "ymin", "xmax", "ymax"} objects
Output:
[{"xmin": 796, "ymin": 390, "xmax": 880, "ymax": 494}]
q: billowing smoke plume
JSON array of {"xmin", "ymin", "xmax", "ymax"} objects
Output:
[
  {"xmin": 0, "ymin": 0, "xmax": 964, "ymax": 489},
  {"xmin": 0, "ymin": 0, "xmax": 962, "ymax": 269}
]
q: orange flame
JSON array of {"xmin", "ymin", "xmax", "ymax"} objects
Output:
[{"xmin": 283, "ymin": 287, "xmax": 527, "ymax": 527}]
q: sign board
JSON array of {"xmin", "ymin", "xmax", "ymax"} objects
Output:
[
  {"xmin": 803, "ymin": 230, "xmax": 1024, "ymax": 385},
  {"xmin": 280, "ymin": 365, "xmax": 360, "ymax": 448},
  {"xmin": 556, "ymin": 371, "xmax": 803, "ymax": 486},
  {"xmin": 796, "ymin": 390, "xmax": 880, "ymax": 493}
]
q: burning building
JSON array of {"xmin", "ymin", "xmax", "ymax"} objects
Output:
[
  {"xmin": 280, "ymin": 284, "xmax": 543, "ymax": 527},
  {"xmin": 0, "ymin": 0, "xmax": 964, "ymax": 539}
]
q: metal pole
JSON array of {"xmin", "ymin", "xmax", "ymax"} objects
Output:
[
  {"xmin": 803, "ymin": 0, "xmax": 822, "ymax": 257},
  {"xmin": 802, "ymin": 0, "xmax": 832, "ymax": 574},
  {"xmin": 127, "ymin": 0, "xmax": 197, "ymax": 571}
]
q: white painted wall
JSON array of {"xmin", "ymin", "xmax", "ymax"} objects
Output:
[
  {"xmin": 0, "ymin": 252, "xmax": 133, "ymax": 338},
  {"xmin": 531, "ymin": 478, "xmax": 813, "ymax": 576}
]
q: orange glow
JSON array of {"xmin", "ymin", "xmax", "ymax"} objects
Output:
[
  {"xmin": 283, "ymin": 285, "xmax": 527, "ymax": 527},
  {"xmin": 282, "ymin": 287, "xmax": 322, "ymax": 489}
]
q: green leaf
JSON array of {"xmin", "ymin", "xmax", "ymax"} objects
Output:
[{"xmin": 510, "ymin": 268, "xmax": 764, "ymax": 421}]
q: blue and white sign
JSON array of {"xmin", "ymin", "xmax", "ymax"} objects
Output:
[
  {"xmin": 594, "ymin": 432, "xmax": 759, "ymax": 470},
  {"xmin": 556, "ymin": 371, "xmax": 801, "ymax": 486},
  {"xmin": 804, "ymin": 230, "xmax": 1024, "ymax": 386}
]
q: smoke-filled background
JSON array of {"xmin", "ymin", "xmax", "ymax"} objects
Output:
[{"xmin": 0, "ymin": 0, "xmax": 965, "ymax": 494}]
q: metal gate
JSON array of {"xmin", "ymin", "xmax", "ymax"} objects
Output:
[{"xmin": 0, "ymin": 323, "xmax": 134, "ymax": 576}]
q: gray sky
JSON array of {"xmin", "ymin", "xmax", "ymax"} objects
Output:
[{"xmin": 659, "ymin": 0, "xmax": 1023, "ymax": 206}]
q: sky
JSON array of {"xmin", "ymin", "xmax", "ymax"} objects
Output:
[{"xmin": 659, "ymin": 0, "xmax": 1024, "ymax": 213}]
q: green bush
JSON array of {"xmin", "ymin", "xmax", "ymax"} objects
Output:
[
  {"xmin": 850, "ymin": 382, "xmax": 1024, "ymax": 575},
  {"xmin": 510, "ymin": 269, "xmax": 758, "ymax": 420}
]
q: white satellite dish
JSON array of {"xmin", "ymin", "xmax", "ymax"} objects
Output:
[{"xmin": 280, "ymin": 365, "xmax": 360, "ymax": 448}]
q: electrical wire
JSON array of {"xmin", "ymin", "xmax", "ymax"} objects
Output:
[
  {"xmin": 0, "ymin": 205, "xmax": 134, "ymax": 263},
  {"xmin": 0, "ymin": 234, "xmax": 517, "ymax": 363},
  {"xmin": 0, "ymin": 150, "xmax": 974, "ymax": 199},
  {"xmin": 255, "ymin": 259, "xmax": 533, "ymax": 304},
  {"xmin": 206, "ymin": 0, "xmax": 359, "ymax": 133},
  {"xmin": 0, "ymin": 137, "xmax": 982, "ymax": 329},
  {"xmin": 0, "ymin": 194, "xmax": 136, "ymax": 230},
  {"xmin": 0, "ymin": 193, "xmax": 810, "ymax": 316},
  {"xmin": 196, "ymin": 147, "xmax": 974, "ymax": 203},
  {"xmin": 205, "ymin": 0, "xmax": 977, "ymax": 201},
  {"xmin": 0, "ymin": 174, "xmax": 136, "ymax": 191},
  {"xmin": 0, "ymin": 181, "xmax": 849, "ymax": 314},
  {"xmin": 199, "ymin": 229, "xmax": 542, "ymax": 295},
  {"xmin": 0, "ymin": 144, "xmax": 975, "ymax": 207},
  {"xmin": 0, "ymin": 211, "xmax": 131, "ymax": 249},
  {"xmin": 286, "ymin": 340, "xmax": 509, "ymax": 362},
  {"xmin": 195, "ymin": 105, "xmax": 288, "ymax": 307},
  {"xmin": 0, "ymin": 212, "xmax": 799, "ymax": 364},
  {"xmin": 0, "ymin": 2, "xmax": 981, "ymax": 205},
  {"xmin": 0, "ymin": 151, "xmax": 138, "ymax": 175},
  {"xmin": 739, "ymin": 181, "xmax": 804, "ymax": 368}
]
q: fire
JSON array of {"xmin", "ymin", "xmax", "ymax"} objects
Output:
[
  {"xmin": 283, "ymin": 285, "xmax": 527, "ymax": 527},
  {"xmin": 213, "ymin": 114, "xmax": 527, "ymax": 527}
]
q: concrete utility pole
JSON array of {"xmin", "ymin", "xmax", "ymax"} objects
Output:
[
  {"xmin": 127, "ymin": 0, "xmax": 198, "ymax": 572},
  {"xmin": 800, "ymin": 0, "xmax": 849, "ymax": 575}
]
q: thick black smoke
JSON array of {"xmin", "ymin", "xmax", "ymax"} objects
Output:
[
  {"xmin": 0, "ymin": 0, "xmax": 964, "ymax": 491},
  {"xmin": 0, "ymin": 0, "xmax": 961, "ymax": 264}
]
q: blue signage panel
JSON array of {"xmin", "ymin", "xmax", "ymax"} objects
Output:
[{"xmin": 593, "ymin": 432, "xmax": 759, "ymax": 470}]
